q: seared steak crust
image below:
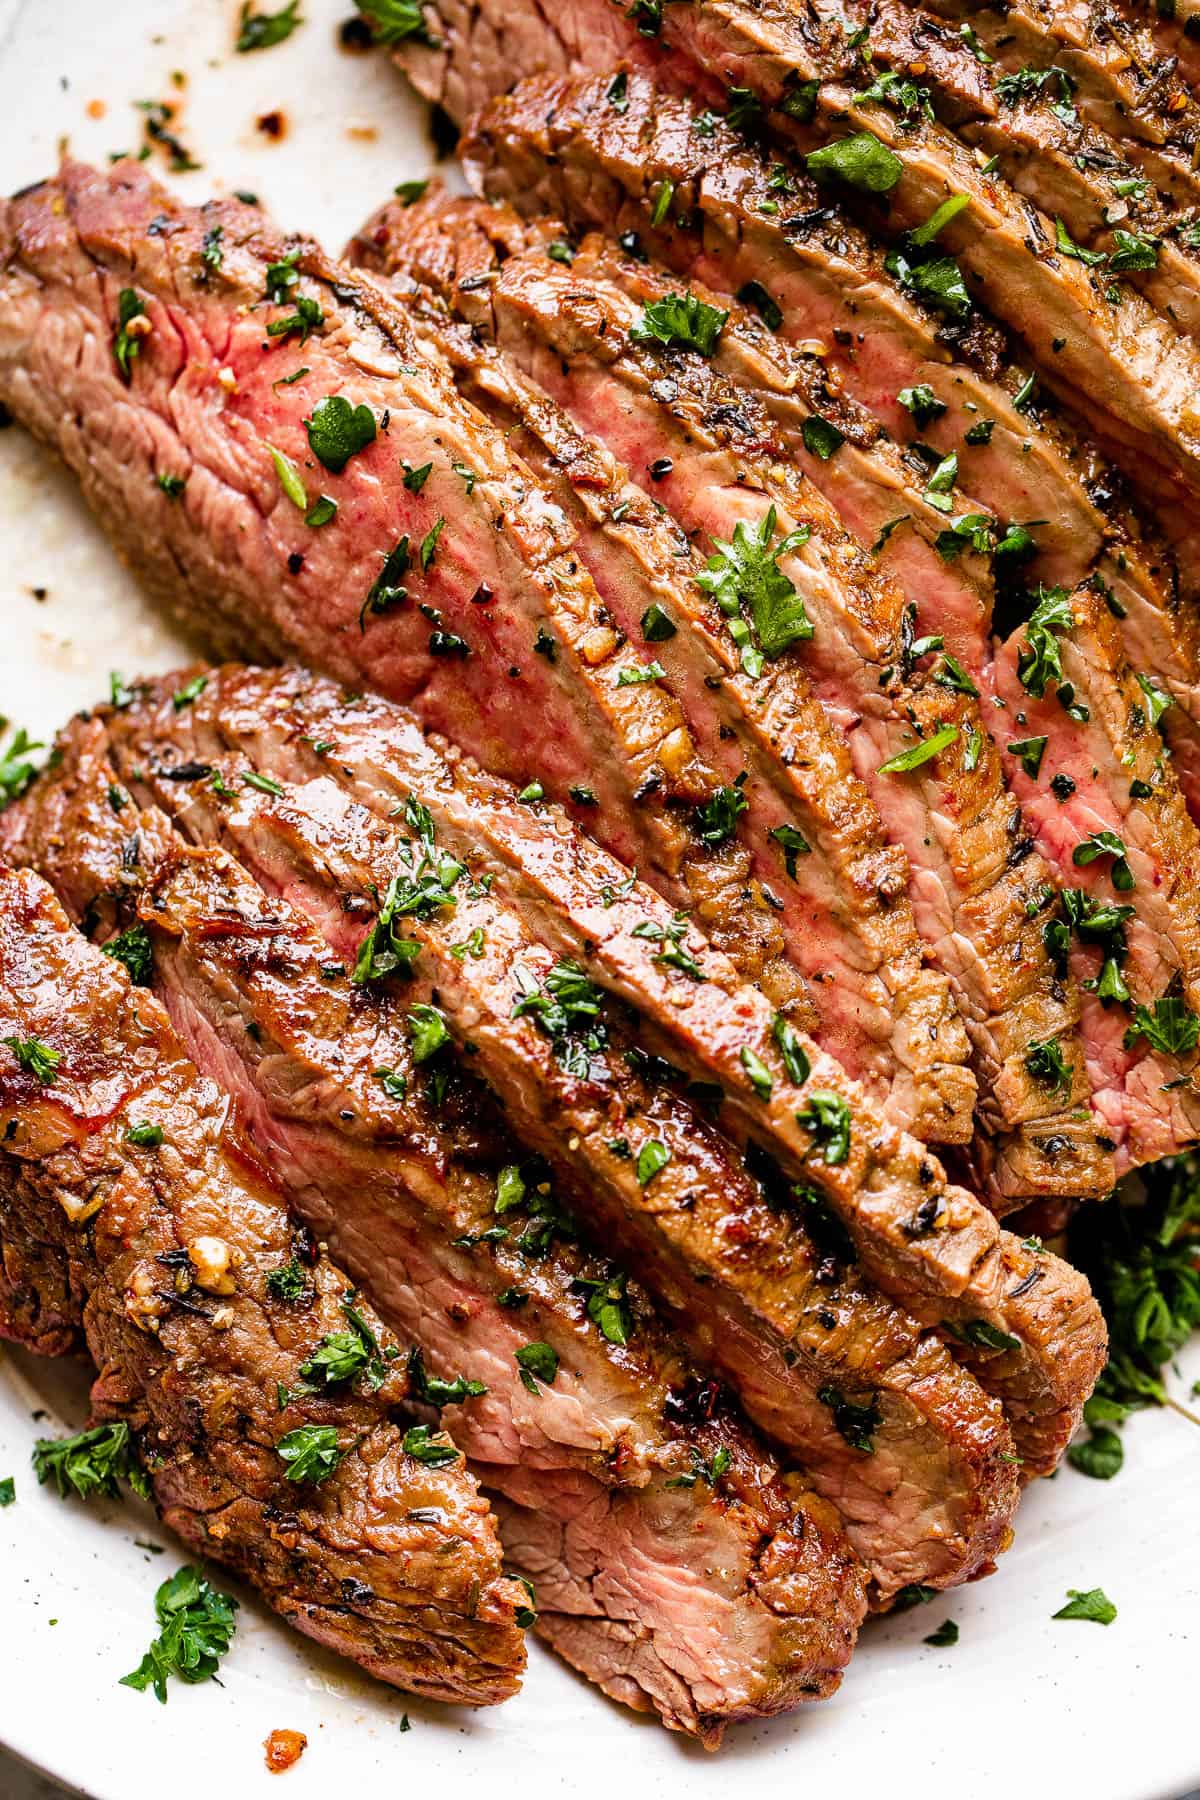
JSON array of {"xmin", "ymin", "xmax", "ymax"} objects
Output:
[
  {"xmin": 0, "ymin": 159, "xmax": 979, "ymax": 1147},
  {"xmin": 3, "ymin": 717, "xmax": 869, "ymax": 1737},
  {"xmin": 0, "ymin": 866, "xmax": 527, "ymax": 1705}
]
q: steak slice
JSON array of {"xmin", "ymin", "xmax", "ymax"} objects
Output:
[
  {"xmin": 0, "ymin": 160, "xmax": 980, "ymax": 1147},
  {"xmin": 433, "ymin": 224, "xmax": 1111, "ymax": 1206},
  {"xmin": 1110, "ymin": 0, "xmax": 1200, "ymax": 89},
  {"xmin": 348, "ymin": 204, "xmax": 976, "ymax": 1151},
  {"xmin": 4, "ymin": 737, "xmax": 865, "ymax": 1740},
  {"xmin": 991, "ymin": 586, "xmax": 1200, "ymax": 1170},
  {"xmin": 385, "ymin": 0, "xmax": 1200, "ymax": 503},
  {"xmin": 459, "ymin": 73, "xmax": 1200, "ymax": 814},
  {"xmin": 0, "ymin": 865, "xmax": 528, "ymax": 1705},
  {"xmin": 88, "ymin": 661, "xmax": 1104, "ymax": 1478}
]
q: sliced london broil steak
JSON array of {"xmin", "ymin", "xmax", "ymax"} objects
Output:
[
  {"xmin": 71, "ymin": 662, "xmax": 1106, "ymax": 1479},
  {"xmin": 348, "ymin": 203, "xmax": 977, "ymax": 1152},
  {"xmin": 347, "ymin": 186, "xmax": 1119, "ymax": 1213},
  {"xmin": 0, "ymin": 865, "xmax": 527, "ymax": 1705},
  {"xmin": 393, "ymin": 213, "xmax": 1110, "ymax": 1205},
  {"xmin": 381, "ymin": 0, "xmax": 1200, "ymax": 508},
  {"xmin": 3, "ymin": 704, "xmax": 1021, "ymax": 1604},
  {"xmin": 2, "ymin": 727, "xmax": 870, "ymax": 1733},
  {"xmin": 461, "ymin": 72, "xmax": 1200, "ymax": 789},
  {"xmin": 0, "ymin": 160, "xmax": 976, "ymax": 1149}
]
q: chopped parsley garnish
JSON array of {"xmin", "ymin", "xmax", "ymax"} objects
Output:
[
  {"xmin": 113, "ymin": 288, "xmax": 148, "ymax": 383},
  {"xmin": 2, "ymin": 1034, "xmax": 61, "ymax": 1085},
  {"xmin": 571, "ymin": 1271, "xmax": 633, "ymax": 1346},
  {"xmin": 419, "ymin": 517, "xmax": 445, "ymax": 570},
  {"xmin": 1007, "ymin": 735, "xmax": 1048, "ymax": 779},
  {"xmin": 298, "ymin": 1294, "xmax": 389, "ymax": 1393},
  {"xmin": 665, "ymin": 1445, "xmax": 731, "ymax": 1489},
  {"xmin": 402, "ymin": 1425, "xmax": 460, "ymax": 1467},
  {"xmin": 802, "ymin": 415, "xmax": 845, "ymax": 461},
  {"xmin": 1054, "ymin": 216, "xmax": 1105, "ymax": 268},
  {"xmin": 1052, "ymin": 1587, "xmax": 1117, "ymax": 1625},
  {"xmin": 514, "ymin": 1341, "xmax": 559, "ymax": 1394},
  {"xmin": 934, "ymin": 654, "xmax": 979, "ymax": 697},
  {"xmin": 641, "ymin": 602, "xmax": 676, "ymax": 642},
  {"xmin": 236, "ymin": 1, "xmax": 303, "ymax": 52},
  {"xmin": 769, "ymin": 823, "xmax": 811, "ymax": 878},
  {"xmin": 102, "ymin": 922, "xmax": 154, "ymax": 985},
  {"xmin": 264, "ymin": 249, "xmax": 300, "ymax": 301},
  {"xmin": 1109, "ymin": 229, "xmax": 1160, "ymax": 273},
  {"xmin": 266, "ymin": 292, "xmax": 323, "ymax": 345},
  {"xmin": 513, "ymin": 960, "xmax": 607, "ymax": 1079},
  {"xmin": 156, "ymin": 471, "xmax": 187, "ymax": 498},
  {"xmin": 923, "ymin": 1619, "xmax": 959, "ymax": 1647},
  {"xmin": 737, "ymin": 279, "xmax": 783, "ymax": 331},
  {"xmin": 265, "ymin": 1258, "xmax": 309, "ymax": 1303},
  {"xmin": 885, "ymin": 248, "xmax": 972, "ymax": 320},
  {"xmin": 0, "ymin": 724, "xmax": 42, "ymax": 805},
  {"xmin": 0, "ymin": 1477, "xmax": 12, "ymax": 1507},
  {"xmin": 125, "ymin": 1122, "xmax": 165, "ymax": 1148},
  {"xmin": 33, "ymin": 1421, "xmax": 149, "ymax": 1501},
  {"xmin": 636, "ymin": 1138, "xmax": 671, "ymax": 1185},
  {"xmin": 806, "ymin": 131, "xmax": 903, "ymax": 194},
  {"xmin": 796, "ymin": 1091, "xmax": 852, "ymax": 1164},
  {"xmin": 172, "ymin": 674, "xmax": 208, "ymax": 710},
  {"xmin": 1135, "ymin": 671, "xmax": 1172, "ymax": 730},
  {"xmin": 817, "ymin": 1384, "xmax": 880, "ymax": 1453},
  {"xmin": 695, "ymin": 775, "xmax": 749, "ymax": 846},
  {"xmin": 773, "ymin": 1013, "xmax": 811, "ymax": 1086},
  {"xmin": 407, "ymin": 1002, "xmax": 451, "ymax": 1063},
  {"xmin": 615, "ymin": 659, "xmax": 667, "ymax": 687},
  {"xmin": 857, "ymin": 69, "xmax": 932, "ymax": 122},
  {"xmin": 277, "ymin": 1424, "xmax": 344, "ymax": 1484},
  {"xmin": 120, "ymin": 1566, "xmax": 238, "ymax": 1703},
  {"xmin": 943, "ymin": 1318, "xmax": 1022, "ymax": 1353},
  {"xmin": 304, "ymin": 394, "xmax": 377, "ymax": 472},
  {"xmin": 352, "ymin": 0, "xmax": 440, "ymax": 46},
  {"xmin": 360, "ymin": 536, "xmax": 411, "ymax": 627},
  {"xmin": 1072, "ymin": 829, "xmax": 1135, "ymax": 892},
  {"xmin": 200, "ymin": 226, "xmax": 224, "ymax": 274},
  {"xmin": 1025, "ymin": 1035, "xmax": 1072, "ymax": 1093},
  {"xmin": 965, "ymin": 418, "xmax": 995, "ymax": 445},
  {"xmin": 740, "ymin": 1045, "xmax": 773, "ymax": 1101},
  {"xmin": 698, "ymin": 505, "xmax": 813, "ymax": 677},
  {"xmin": 897, "ymin": 384, "xmax": 946, "ymax": 428},
  {"xmin": 1017, "ymin": 586, "xmax": 1074, "ymax": 698},
  {"xmin": 629, "ymin": 292, "xmax": 729, "ymax": 356},
  {"xmin": 1122, "ymin": 996, "xmax": 1200, "ymax": 1058},
  {"xmin": 878, "ymin": 723, "xmax": 958, "ymax": 775},
  {"xmin": 394, "ymin": 179, "xmax": 430, "ymax": 207},
  {"xmin": 268, "ymin": 443, "xmax": 308, "ymax": 510},
  {"xmin": 407, "ymin": 1345, "xmax": 486, "ymax": 1408}
]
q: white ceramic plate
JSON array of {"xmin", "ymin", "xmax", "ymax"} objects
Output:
[{"xmin": 0, "ymin": 5, "xmax": 1197, "ymax": 1796}]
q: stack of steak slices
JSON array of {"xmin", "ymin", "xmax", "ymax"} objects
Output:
[
  {"xmin": 0, "ymin": 863, "xmax": 529, "ymax": 1705},
  {"xmin": 3, "ymin": 33, "xmax": 1172, "ymax": 1725},
  {"xmin": 346, "ymin": 182, "xmax": 1200, "ymax": 1183}
]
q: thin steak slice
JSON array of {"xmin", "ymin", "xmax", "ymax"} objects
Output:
[
  {"xmin": 460, "ymin": 72, "xmax": 1200, "ymax": 804},
  {"xmin": 3, "ymin": 730, "xmax": 865, "ymax": 1737},
  {"xmin": 991, "ymin": 586, "xmax": 1200, "ymax": 1170},
  {"xmin": 90, "ymin": 661, "xmax": 1104, "ymax": 1478},
  {"xmin": 383, "ymin": 0, "xmax": 1200, "ymax": 505},
  {"xmin": 0, "ymin": 160, "xmax": 974, "ymax": 1147},
  {"xmin": 0, "ymin": 865, "xmax": 528, "ymax": 1705}
]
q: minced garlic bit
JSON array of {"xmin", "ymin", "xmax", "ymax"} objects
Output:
[{"xmin": 187, "ymin": 1235, "xmax": 239, "ymax": 1294}]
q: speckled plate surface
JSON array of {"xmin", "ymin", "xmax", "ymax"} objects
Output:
[{"xmin": 0, "ymin": 5, "xmax": 1197, "ymax": 1797}]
